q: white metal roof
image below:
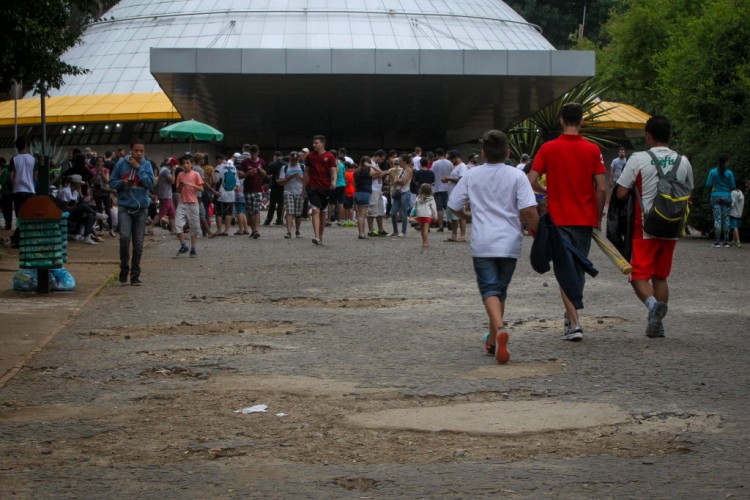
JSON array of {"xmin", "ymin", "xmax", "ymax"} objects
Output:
[{"xmin": 44, "ymin": 0, "xmax": 554, "ymax": 97}]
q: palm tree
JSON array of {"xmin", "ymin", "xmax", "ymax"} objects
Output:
[{"xmin": 507, "ymin": 79, "xmax": 620, "ymax": 159}]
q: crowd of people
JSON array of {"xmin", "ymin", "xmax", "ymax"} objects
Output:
[{"xmin": 1, "ymin": 105, "xmax": 748, "ymax": 365}]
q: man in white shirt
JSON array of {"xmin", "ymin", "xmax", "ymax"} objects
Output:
[
  {"xmin": 58, "ymin": 174, "xmax": 102, "ymax": 245},
  {"xmin": 430, "ymin": 148, "xmax": 453, "ymax": 232},
  {"xmin": 366, "ymin": 149, "xmax": 389, "ymax": 236},
  {"xmin": 445, "ymin": 150, "xmax": 468, "ymax": 242},
  {"xmin": 610, "ymin": 147, "xmax": 627, "ymax": 188},
  {"xmin": 616, "ymin": 116, "xmax": 694, "ymax": 338},
  {"xmin": 278, "ymin": 151, "xmax": 306, "ymax": 238},
  {"xmin": 448, "ymin": 130, "xmax": 539, "ymax": 364},
  {"xmin": 412, "ymin": 147, "xmax": 422, "ymax": 170},
  {"xmin": 213, "ymin": 154, "xmax": 238, "ymax": 236},
  {"xmin": 9, "ymin": 137, "xmax": 37, "ymax": 248}
]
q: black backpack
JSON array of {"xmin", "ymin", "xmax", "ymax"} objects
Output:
[{"xmin": 636, "ymin": 152, "xmax": 691, "ymax": 238}]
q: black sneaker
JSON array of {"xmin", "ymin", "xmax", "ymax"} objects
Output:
[
  {"xmin": 177, "ymin": 245, "xmax": 189, "ymax": 255},
  {"xmin": 130, "ymin": 277, "xmax": 143, "ymax": 286},
  {"xmin": 284, "ymin": 232, "xmax": 292, "ymax": 239},
  {"xmin": 295, "ymin": 231, "xmax": 301, "ymax": 238},
  {"xmin": 262, "ymin": 221, "xmax": 271, "ymax": 226},
  {"xmin": 119, "ymin": 271, "xmax": 128, "ymax": 285},
  {"xmin": 378, "ymin": 230, "xmax": 388, "ymax": 236}
]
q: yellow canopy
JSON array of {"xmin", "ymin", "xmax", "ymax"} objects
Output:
[
  {"xmin": 0, "ymin": 92, "xmax": 181, "ymax": 126},
  {"xmin": 588, "ymin": 101, "xmax": 650, "ymax": 130}
]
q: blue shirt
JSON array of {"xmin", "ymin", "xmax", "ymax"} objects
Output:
[
  {"xmin": 706, "ymin": 167, "xmax": 735, "ymax": 197},
  {"xmin": 110, "ymin": 156, "xmax": 155, "ymax": 209}
]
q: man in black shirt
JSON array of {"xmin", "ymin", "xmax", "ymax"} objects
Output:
[{"xmin": 263, "ymin": 151, "xmax": 286, "ymax": 226}]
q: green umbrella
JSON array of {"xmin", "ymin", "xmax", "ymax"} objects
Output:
[{"xmin": 159, "ymin": 119, "xmax": 224, "ymax": 143}]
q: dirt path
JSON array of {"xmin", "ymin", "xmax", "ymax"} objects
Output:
[{"xmin": 1, "ymin": 225, "xmax": 748, "ymax": 497}]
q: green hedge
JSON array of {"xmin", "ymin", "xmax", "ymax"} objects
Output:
[{"xmin": 679, "ymin": 125, "xmax": 750, "ymax": 234}]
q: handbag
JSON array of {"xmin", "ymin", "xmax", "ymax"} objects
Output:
[{"xmin": 391, "ymin": 168, "xmax": 404, "ymax": 200}]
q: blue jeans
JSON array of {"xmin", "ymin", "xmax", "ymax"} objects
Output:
[
  {"xmin": 118, "ymin": 207, "xmax": 149, "ymax": 279},
  {"xmin": 391, "ymin": 191, "xmax": 411, "ymax": 234},
  {"xmin": 711, "ymin": 196, "xmax": 731, "ymax": 242}
]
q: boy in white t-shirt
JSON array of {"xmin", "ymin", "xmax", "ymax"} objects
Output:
[
  {"xmin": 730, "ymin": 185, "xmax": 744, "ymax": 247},
  {"xmin": 448, "ymin": 130, "xmax": 539, "ymax": 364}
]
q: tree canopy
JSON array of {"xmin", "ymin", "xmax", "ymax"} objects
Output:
[
  {"xmin": 598, "ymin": 0, "xmax": 750, "ymax": 230},
  {"xmin": 0, "ymin": 0, "xmax": 100, "ymax": 97},
  {"xmin": 506, "ymin": 0, "xmax": 615, "ymax": 49}
]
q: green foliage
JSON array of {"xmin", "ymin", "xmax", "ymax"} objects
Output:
[
  {"xmin": 506, "ymin": 0, "xmax": 615, "ymax": 49},
  {"xmin": 599, "ymin": 0, "xmax": 750, "ymax": 231},
  {"xmin": 0, "ymin": 0, "xmax": 99, "ymax": 97},
  {"xmin": 599, "ymin": 0, "xmax": 704, "ymax": 108},
  {"xmin": 658, "ymin": 0, "xmax": 750, "ymax": 146},
  {"xmin": 507, "ymin": 80, "xmax": 619, "ymax": 159},
  {"xmin": 683, "ymin": 123, "xmax": 750, "ymax": 232}
]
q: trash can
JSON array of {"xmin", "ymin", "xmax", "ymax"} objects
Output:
[{"xmin": 16, "ymin": 196, "xmax": 64, "ymax": 293}]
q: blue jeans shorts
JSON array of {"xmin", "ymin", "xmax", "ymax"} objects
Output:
[
  {"xmin": 472, "ymin": 257, "xmax": 517, "ymax": 302},
  {"xmin": 354, "ymin": 191, "xmax": 371, "ymax": 208}
]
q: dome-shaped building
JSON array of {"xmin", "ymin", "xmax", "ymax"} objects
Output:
[{"xmin": 0, "ymin": 0, "xmax": 595, "ymax": 152}]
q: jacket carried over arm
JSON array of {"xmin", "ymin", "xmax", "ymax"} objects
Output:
[{"xmin": 530, "ymin": 214, "xmax": 598, "ymax": 310}]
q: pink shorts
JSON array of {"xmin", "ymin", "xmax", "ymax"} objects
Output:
[{"xmin": 157, "ymin": 198, "xmax": 176, "ymax": 219}]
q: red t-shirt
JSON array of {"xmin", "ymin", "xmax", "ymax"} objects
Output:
[
  {"xmin": 344, "ymin": 170, "xmax": 355, "ymax": 197},
  {"xmin": 532, "ymin": 134, "xmax": 605, "ymax": 227},
  {"xmin": 305, "ymin": 150, "xmax": 337, "ymax": 190},
  {"xmin": 239, "ymin": 157, "xmax": 266, "ymax": 193}
]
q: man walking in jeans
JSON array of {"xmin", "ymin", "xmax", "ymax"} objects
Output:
[
  {"xmin": 528, "ymin": 103, "xmax": 607, "ymax": 341},
  {"xmin": 110, "ymin": 139, "xmax": 154, "ymax": 285}
]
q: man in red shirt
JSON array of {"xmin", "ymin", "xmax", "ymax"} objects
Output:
[
  {"xmin": 528, "ymin": 103, "xmax": 607, "ymax": 342},
  {"xmin": 303, "ymin": 134, "xmax": 337, "ymax": 245},
  {"xmin": 237, "ymin": 144, "xmax": 267, "ymax": 239},
  {"xmin": 302, "ymin": 135, "xmax": 338, "ymax": 245}
]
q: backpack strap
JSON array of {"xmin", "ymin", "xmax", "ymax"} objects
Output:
[{"xmin": 646, "ymin": 151, "xmax": 665, "ymax": 178}]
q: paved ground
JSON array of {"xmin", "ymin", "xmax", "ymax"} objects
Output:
[{"xmin": 0, "ymin": 223, "xmax": 748, "ymax": 498}]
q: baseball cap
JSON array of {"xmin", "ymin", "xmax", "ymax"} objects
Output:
[
  {"xmin": 448, "ymin": 149, "xmax": 461, "ymax": 160},
  {"xmin": 290, "ymin": 151, "xmax": 300, "ymax": 159},
  {"xmin": 83, "ymin": 147, "xmax": 92, "ymax": 155},
  {"xmin": 69, "ymin": 174, "xmax": 83, "ymax": 184},
  {"xmin": 521, "ymin": 153, "xmax": 530, "ymax": 161},
  {"xmin": 167, "ymin": 157, "xmax": 178, "ymax": 165},
  {"xmin": 233, "ymin": 152, "xmax": 241, "ymax": 158},
  {"xmin": 301, "ymin": 147, "xmax": 310, "ymax": 153}
]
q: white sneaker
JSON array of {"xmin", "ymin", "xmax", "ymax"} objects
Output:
[
  {"xmin": 72, "ymin": 234, "xmax": 83, "ymax": 242},
  {"xmin": 563, "ymin": 326, "xmax": 583, "ymax": 341},
  {"xmin": 82, "ymin": 235, "xmax": 98, "ymax": 245}
]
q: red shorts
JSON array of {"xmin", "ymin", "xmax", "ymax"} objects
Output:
[
  {"xmin": 417, "ymin": 217, "xmax": 432, "ymax": 225},
  {"xmin": 157, "ymin": 198, "xmax": 176, "ymax": 219},
  {"xmin": 630, "ymin": 238, "xmax": 677, "ymax": 281}
]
